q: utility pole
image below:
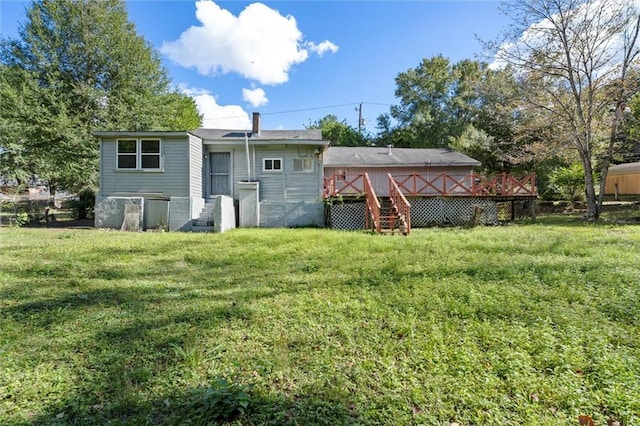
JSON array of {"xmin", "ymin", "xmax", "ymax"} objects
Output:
[{"xmin": 357, "ymin": 102, "xmax": 363, "ymax": 133}]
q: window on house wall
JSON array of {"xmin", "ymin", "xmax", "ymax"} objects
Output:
[
  {"xmin": 117, "ymin": 139, "xmax": 162, "ymax": 170},
  {"xmin": 263, "ymin": 158, "xmax": 282, "ymax": 171},
  {"xmin": 293, "ymin": 158, "xmax": 313, "ymax": 173},
  {"xmin": 117, "ymin": 140, "xmax": 137, "ymax": 169},
  {"xmin": 140, "ymin": 139, "xmax": 160, "ymax": 169}
]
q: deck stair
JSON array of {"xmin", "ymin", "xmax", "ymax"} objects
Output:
[
  {"xmin": 192, "ymin": 201, "xmax": 215, "ymax": 232},
  {"xmin": 363, "ymin": 172, "xmax": 411, "ymax": 235},
  {"xmin": 379, "ymin": 198, "xmax": 402, "ymax": 234}
]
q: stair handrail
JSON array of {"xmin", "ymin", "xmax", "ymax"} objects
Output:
[
  {"xmin": 363, "ymin": 173, "xmax": 381, "ymax": 233},
  {"xmin": 323, "ymin": 176, "xmax": 335, "ymax": 198},
  {"xmin": 388, "ymin": 173, "xmax": 411, "ymax": 235}
]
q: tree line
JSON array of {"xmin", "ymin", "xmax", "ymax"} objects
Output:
[
  {"xmin": 0, "ymin": 0, "xmax": 201, "ymax": 194},
  {"xmin": 310, "ymin": 0, "xmax": 640, "ymax": 219},
  {"xmin": 1, "ymin": 0, "xmax": 639, "ymax": 220}
]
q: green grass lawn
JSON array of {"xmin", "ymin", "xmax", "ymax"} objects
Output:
[{"xmin": 1, "ymin": 222, "xmax": 639, "ymax": 425}]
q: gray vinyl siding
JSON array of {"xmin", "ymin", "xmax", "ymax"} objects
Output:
[
  {"xmin": 254, "ymin": 145, "xmax": 320, "ymax": 202},
  {"xmin": 204, "ymin": 143, "xmax": 323, "ymax": 203},
  {"xmin": 255, "ymin": 147, "xmax": 286, "ymax": 201},
  {"xmin": 283, "ymin": 150, "xmax": 321, "ymax": 201},
  {"xmin": 232, "ymin": 147, "xmax": 248, "ymax": 195},
  {"xmin": 100, "ymin": 136, "xmax": 190, "ymax": 197},
  {"xmin": 188, "ymin": 134, "xmax": 203, "ymax": 198}
]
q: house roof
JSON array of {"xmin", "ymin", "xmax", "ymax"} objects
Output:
[
  {"xmin": 608, "ymin": 161, "xmax": 640, "ymax": 175},
  {"xmin": 324, "ymin": 146, "xmax": 481, "ymax": 167},
  {"xmin": 93, "ymin": 131, "xmax": 190, "ymax": 138},
  {"xmin": 190, "ymin": 129, "xmax": 327, "ymax": 146},
  {"xmin": 93, "ymin": 129, "xmax": 328, "ymax": 146}
]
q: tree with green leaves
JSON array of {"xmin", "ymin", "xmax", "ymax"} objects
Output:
[
  {"xmin": 0, "ymin": 0, "xmax": 201, "ymax": 193},
  {"xmin": 620, "ymin": 92, "xmax": 640, "ymax": 163},
  {"xmin": 306, "ymin": 114, "xmax": 370, "ymax": 146},
  {"xmin": 386, "ymin": 55, "xmax": 460, "ymax": 148},
  {"xmin": 377, "ymin": 56, "xmax": 523, "ymax": 174},
  {"xmin": 491, "ymin": 0, "xmax": 640, "ymax": 219},
  {"xmin": 549, "ymin": 163, "xmax": 586, "ymax": 208}
]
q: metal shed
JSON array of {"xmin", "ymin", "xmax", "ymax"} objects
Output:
[{"xmin": 605, "ymin": 162, "xmax": 640, "ymax": 196}]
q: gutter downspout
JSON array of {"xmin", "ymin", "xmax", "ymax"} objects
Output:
[
  {"xmin": 244, "ymin": 132, "xmax": 251, "ymax": 181},
  {"xmin": 252, "ymin": 145, "xmax": 256, "ymax": 181}
]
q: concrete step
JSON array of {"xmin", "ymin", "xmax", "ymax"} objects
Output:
[
  {"xmin": 191, "ymin": 224, "xmax": 214, "ymax": 232},
  {"xmin": 193, "ymin": 219, "xmax": 214, "ymax": 227},
  {"xmin": 196, "ymin": 204, "xmax": 216, "ymax": 223}
]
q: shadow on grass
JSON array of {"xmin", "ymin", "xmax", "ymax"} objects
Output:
[
  {"xmin": 2, "ymin": 280, "xmax": 366, "ymax": 425},
  {"xmin": 3, "ymin": 284, "xmax": 362, "ymax": 425},
  {"xmin": 2, "ymin": 284, "xmax": 276, "ymax": 333},
  {"xmin": 26, "ymin": 383, "xmax": 362, "ymax": 425}
]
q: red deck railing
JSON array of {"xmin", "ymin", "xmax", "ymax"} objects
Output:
[
  {"xmin": 472, "ymin": 173, "xmax": 537, "ymax": 196},
  {"xmin": 323, "ymin": 174, "xmax": 365, "ymax": 198},
  {"xmin": 388, "ymin": 174, "xmax": 411, "ymax": 235},
  {"xmin": 324, "ymin": 172, "xmax": 537, "ymax": 198},
  {"xmin": 363, "ymin": 173, "xmax": 381, "ymax": 233}
]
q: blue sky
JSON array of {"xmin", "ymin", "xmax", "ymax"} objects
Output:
[{"xmin": 1, "ymin": 1, "xmax": 509, "ymax": 132}]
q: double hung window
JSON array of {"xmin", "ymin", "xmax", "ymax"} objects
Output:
[
  {"xmin": 293, "ymin": 158, "xmax": 313, "ymax": 173},
  {"xmin": 117, "ymin": 139, "xmax": 161, "ymax": 170},
  {"xmin": 263, "ymin": 158, "xmax": 282, "ymax": 172}
]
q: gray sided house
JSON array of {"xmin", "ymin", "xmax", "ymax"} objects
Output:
[
  {"xmin": 323, "ymin": 146, "xmax": 483, "ymax": 230},
  {"xmin": 94, "ymin": 114, "xmax": 329, "ymax": 231},
  {"xmin": 324, "ymin": 146, "xmax": 481, "ymax": 196},
  {"xmin": 323, "ymin": 146, "xmax": 537, "ymax": 230}
]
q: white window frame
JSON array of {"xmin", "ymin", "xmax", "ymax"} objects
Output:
[
  {"xmin": 263, "ymin": 158, "xmax": 282, "ymax": 172},
  {"xmin": 293, "ymin": 157, "xmax": 314, "ymax": 173},
  {"xmin": 116, "ymin": 139, "xmax": 162, "ymax": 171}
]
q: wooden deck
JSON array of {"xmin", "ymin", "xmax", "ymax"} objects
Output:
[
  {"xmin": 324, "ymin": 172, "xmax": 537, "ymax": 234},
  {"xmin": 323, "ymin": 172, "xmax": 537, "ymax": 199}
]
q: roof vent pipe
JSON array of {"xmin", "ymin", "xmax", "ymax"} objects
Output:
[
  {"xmin": 252, "ymin": 112, "xmax": 261, "ymax": 136},
  {"xmin": 387, "ymin": 144, "xmax": 393, "ymax": 155}
]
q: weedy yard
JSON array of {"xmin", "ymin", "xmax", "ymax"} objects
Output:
[{"xmin": 1, "ymin": 220, "xmax": 639, "ymax": 425}]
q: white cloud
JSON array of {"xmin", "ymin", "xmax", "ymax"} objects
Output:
[
  {"xmin": 306, "ymin": 40, "xmax": 339, "ymax": 57},
  {"xmin": 179, "ymin": 84, "xmax": 250, "ymax": 129},
  {"xmin": 177, "ymin": 83, "xmax": 210, "ymax": 97},
  {"xmin": 161, "ymin": 1, "xmax": 338, "ymax": 85},
  {"xmin": 242, "ymin": 87, "xmax": 269, "ymax": 107}
]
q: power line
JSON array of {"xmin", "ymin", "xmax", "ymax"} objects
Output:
[
  {"xmin": 261, "ymin": 102, "xmax": 361, "ymax": 116},
  {"xmin": 361, "ymin": 101, "xmax": 394, "ymax": 107},
  {"xmin": 199, "ymin": 101, "xmax": 393, "ymax": 122}
]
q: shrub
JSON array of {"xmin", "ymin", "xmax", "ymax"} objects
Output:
[
  {"xmin": 549, "ymin": 163, "xmax": 586, "ymax": 205},
  {"xmin": 16, "ymin": 212, "xmax": 29, "ymax": 227},
  {"xmin": 70, "ymin": 188, "xmax": 96, "ymax": 219},
  {"xmin": 185, "ymin": 378, "xmax": 251, "ymax": 423}
]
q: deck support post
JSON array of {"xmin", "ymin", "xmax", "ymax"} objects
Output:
[{"xmin": 468, "ymin": 204, "xmax": 483, "ymax": 227}]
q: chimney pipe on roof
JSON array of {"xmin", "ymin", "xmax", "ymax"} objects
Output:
[
  {"xmin": 252, "ymin": 112, "xmax": 261, "ymax": 136},
  {"xmin": 387, "ymin": 144, "xmax": 393, "ymax": 155}
]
